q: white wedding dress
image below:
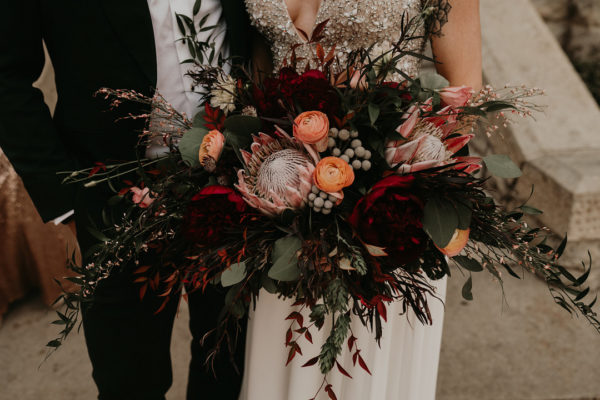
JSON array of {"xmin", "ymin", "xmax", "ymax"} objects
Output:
[{"xmin": 239, "ymin": 1, "xmax": 447, "ymax": 399}]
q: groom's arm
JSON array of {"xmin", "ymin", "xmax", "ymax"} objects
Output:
[{"xmin": 0, "ymin": 1, "xmax": 79, "ymax": 222}]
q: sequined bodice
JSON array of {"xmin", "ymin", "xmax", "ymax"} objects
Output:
[{"xmin": 245, "ymin": 0, "xmax": 426, "ymax": 79}]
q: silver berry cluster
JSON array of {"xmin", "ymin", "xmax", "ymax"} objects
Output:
[
  {"xmin": 327, "ymin": 128, "xmax": 372, "ymax": 171},
  {"xmin": 307, "ymin": 185, "xmax": 338, "ymax": 215}
]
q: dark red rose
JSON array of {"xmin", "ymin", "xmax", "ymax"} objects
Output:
[
  {"xmin": 183, "ymin": 185, "xmax": 250, "ymax": 246},
  {"xmin": 292, "ymin": 70, "xmax": 339, "ymax": 116},
  {"xmin": 253, "ymin": 68, "xmax": 340, "ymax": 119},
  {"xmin": 348, "ymin": 175, "xmax": 428, "ymax": 264}
]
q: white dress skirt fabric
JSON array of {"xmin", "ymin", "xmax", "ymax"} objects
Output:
[{"xmin": 239, "ymin": 277, "xmax": 447, "ymax": 400}]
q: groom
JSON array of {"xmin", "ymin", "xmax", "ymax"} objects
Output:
[{"xmin": 0, "ymin": 1, "xmax": 259, "ymax": 399}]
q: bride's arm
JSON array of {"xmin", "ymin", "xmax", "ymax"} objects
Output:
[{"xmin": 431, "ymin": 0, "xmax": 482, "ymax": 92}]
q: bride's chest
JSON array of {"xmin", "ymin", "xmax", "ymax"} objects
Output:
[{"xmin": 245, "ymin": 0, "xmax": 423, "ymax": 44}]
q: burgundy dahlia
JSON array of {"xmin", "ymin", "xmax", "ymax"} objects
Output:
[
  {"xmin": 348, "ymin": 175, "xmax": 428, "ymax": 264},
  {"xmin": 183, "ymin": 185, "xmax": 251, "ymax": 246}
]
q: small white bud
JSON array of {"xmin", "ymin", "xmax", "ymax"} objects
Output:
[
  {"xmin": 362, "ymin": 160, "xmax": 372, "ymax": 171},
  {"xmin": 312, "ymin": 185, "xmax": 320, "ymax": 194},
  {"xmin": 354, "ymin": 146, "xmax": 365, "ymax": 158},
  {"xmin": 308, "ymin": 193, "xmax": 317, "ymax": 201},
  {"xmin": 324, "ymin": 200, "xmax": 333, "ymax": 209},
  {"xmin": 350, "ymin": 139, "xmax": 362, "ymax": 149},
  {"xmin": 352, "ymin": 159, "xmax": 362, "ymax": 169},
  {"xmin": 363, "ymin": 150, "xmax": 372, "ymax": 160},
  {"xmin": 344, "ymin": 148, "xmax": 355, "ymax": 158},
  {"xmin": 329, "ymin": 127, "xmax": 339, "ymax": 138},
  {"xmin": 350, "ymin": 130, "xmax": 359, "ymax": 138},
  {"xmin": 338, "ymin": 129, "xmax": 350, "ymax": 141},
  {"xmin": 322, "ymin": 208, "xmax": 332, "ymax": 215},
  {"xmin": 319, "ymin": 191, "xmax": 328, "ymax": 199},
  {"xmin": 332, "ymin": 148, "xmax": 342, "ymax": 157},
  {"xmin": 340, "ymin": 154, "xmax": 350, "ymax": 163},
  {"xmin": 328, "ymin": 137, "xmax": 336, "ymax": 148},
  {"xmin": 314, "ymin": 197, "xmax": 325, "ymax": 208}
]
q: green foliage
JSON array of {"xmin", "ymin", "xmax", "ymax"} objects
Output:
[
  {"xmin": 178, "ymin": 127, "xmax": 209, "ymax": 167},
  {"xmin": 221, "ymin": 261, "xmax": 247, "ymax": 287},
  {"xmin": 483, "ymin": 154, "xmax": 523, "ymax": 179},
  {"xmin": 268, "ymin": 235, "xmax": 302, "ymax": 281},
  {"xmin": 423, "ymin": 196, "xmax": 458, "ymax": 247}
]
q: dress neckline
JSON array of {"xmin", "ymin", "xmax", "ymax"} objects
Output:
[{"xmin": 280, "ymin": 0, "xmax": 325, "ymax": 43}]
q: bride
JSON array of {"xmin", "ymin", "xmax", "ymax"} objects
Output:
[{"xmin": 238, "ymin": 1, "xmax": 482, "ymax": 399}]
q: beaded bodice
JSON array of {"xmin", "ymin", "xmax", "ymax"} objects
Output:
[{"xmin": 245, "ymin": 0, "xmax": 426, "ymax": 79}]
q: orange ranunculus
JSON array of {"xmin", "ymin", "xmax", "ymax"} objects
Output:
[
  {"xmin": 199, "ymin": 129, "xmax": 225, "ymax": 168},
  {"xmin": 293, "ymin": 111, "xmax": 330, "ymax": 152},
  {"xmin": 313, "ymin": 156, "xmax": 355, "ymax": 193},
  {"xmin": 437, "ymin": 228, "xmax": 470, "ymax": 257}
]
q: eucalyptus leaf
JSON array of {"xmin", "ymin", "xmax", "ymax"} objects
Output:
[
  {"xmin": 483, "ymin": 155, "xmax": 522, "ymax": 179},
  {"xmin": 423, "ymin": 197, "xmax": 458, "ymax": 248},
  {"xmin": 221, "ymin": 261, "xmax": 247, "ymax": 287},
  {"xmin": 419, "ymin": 71, "xmax": 449, "ymax": 91},
  {"xmin": 455, "ymin": 202, "xmax": 472, "ymax": 230},
  {"xmin": 519, "ymin": 205, "xmax": 543, "ymax": 215},
  {"xmin": 178, "ymin": 127, "xmax": 208, "ymax": 167},
  {"xmin": 269, "ymin": 235, "xmax": 302, "ymax": 281},
  {"xmin": 454, "ymin": 256, "xmax": 483, "ymax": 272},
  {"xmin": 462, "ymin": 276, "xmax": 474, "ymax": 301}
]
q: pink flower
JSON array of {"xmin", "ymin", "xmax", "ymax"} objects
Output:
[
  {"xmin": 199, "ymin": 129, "xmax": 225, "ymax": 169},
  {"xmin": 350, "ymin": 68, "xmax": 368, "ymax": 91},
  {"xmin": 440, "ymin": 86, "xmax": 473, "ymax": 108},
  {"xmin": 130, "ymin": 187, "xmax": 155, "ymax": 208}
]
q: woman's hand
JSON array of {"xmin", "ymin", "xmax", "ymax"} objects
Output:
[{"xmin": 432, "ymin": 0, "xmax": 482, "ymax": 92}]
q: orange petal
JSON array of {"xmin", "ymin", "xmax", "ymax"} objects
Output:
[{"xmin": 437, "ymin": 228, "xmax": 470, "ymax": 257}]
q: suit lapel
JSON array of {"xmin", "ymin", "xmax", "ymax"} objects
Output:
[
  {"xmin": 220, "ymin": 0, "xmax": 252, "ymax": 62},
  {"xmin": 97, "ymin": 0, "xmax": 157, "ymax": 84}
]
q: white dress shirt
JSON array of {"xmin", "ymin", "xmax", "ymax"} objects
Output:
[{"xmin": 52, "ymin": 0, "xmax": 228, "ymax": 224}]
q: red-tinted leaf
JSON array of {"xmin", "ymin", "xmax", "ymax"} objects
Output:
[
  {"xmin": 146, "ymin": 169, "xmax": 161, "ymax": 176},
  {"xmin": 311, "ymin": 19, "xmax": 329, "ymax": 41},
  {"xmin": 286, "ymin": 347, "xmax": 296, "ymax": 366},
  {"xmin": 325, "ymin": 384, "xmax": 338, "ymax": 400},
  {"xmin": 358, "ymin": 355, "xmax": 371, "ymax": 375},
  {"xmin": 316, "ymin": 43, "xmax": 325, "ymax": 62},
  {"xmin": 325, "ymin": 45, "xmax": 336, "ymax": 63},
  {"xmin": 347, "ymin": 335, "xmax": 357, "ymax": 351},
  {"xmin": 134, "ymin": 265, "xmax": 151, "ymax": 274},
  {"xmin": 286, "ymin": 311, "xmax": 304, "ymax": 327},
  {"xmin": 139, "ymin": 284, "xmax": 147, "ymax": 300},
  {"xmin": 291, "ymin": 299, "xmax": 305, "ymax": 307},
  {"xmin": 286, "ymin": 328, "xmax": 293, "ymax": 345},
  {"xmin": 118, "ymin": 187, "xmax": 130, "ymax": 196},
  {"xmin": 376, "ymin": 301, "xmax": 387, "ymax": 322},
  {"xmin": 352, "ymin": 349, "xmax": 360, "ymax": 366},
  {"xmin": 154, "ymin": 297, "xmax": 169, "ymax": 315},
  {"xmin": 336, "ymin": 361, "xmax": 353, "ymax": 379},
  {"xmin": 123, "ymin": 179, "xmax": 133, "ymax": 186},
  {"xmin": 305, "ymin": 330, "xmax": 313, "ymax": 344},
  {"xmin": 301, "ymin": 356, "xmax": 319, "ymax": 367},
  {"xmin": 89, "ymin": 166, "xmax": 102, "ymax": 177},
  {"xmin": 133, "ymin": 277, "xmax": 148, "ymax": 283}
]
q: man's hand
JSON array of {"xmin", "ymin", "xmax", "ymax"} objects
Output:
[{"xmin": 67, "ymin": 220, "xmax": 77, "ymax": 237}]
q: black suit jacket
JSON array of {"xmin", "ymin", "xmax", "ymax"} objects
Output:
[{"xmin": 0, "ymin": 0, "xmax": 253, "ymax": 223}]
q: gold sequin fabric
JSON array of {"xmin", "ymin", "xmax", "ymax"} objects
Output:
[{"xmin": 245, "ymin": 0, "xmax": 426, "ymax": 79}]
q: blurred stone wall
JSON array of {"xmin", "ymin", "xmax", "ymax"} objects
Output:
[{"xmin": 532, "ymin": 0, "xmax": 600, "ymax": 62}]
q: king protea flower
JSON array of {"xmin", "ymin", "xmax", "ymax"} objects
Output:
[
  {"xmin": 235, "ymin": 130, "xmax": 316, "ymax": 216},
  {"xmin": 385, "ymin": 102, "xmax": 481, "ymax": 174}
]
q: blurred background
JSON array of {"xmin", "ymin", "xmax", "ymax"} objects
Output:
[{"xmin": 1, "ymin": 0, "xmax": 599, "ymax": 399}]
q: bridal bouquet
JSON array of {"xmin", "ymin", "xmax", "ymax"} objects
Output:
[{"xmin": 51, "ymin": 11, "xmax": 598, "ymax": 396}]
